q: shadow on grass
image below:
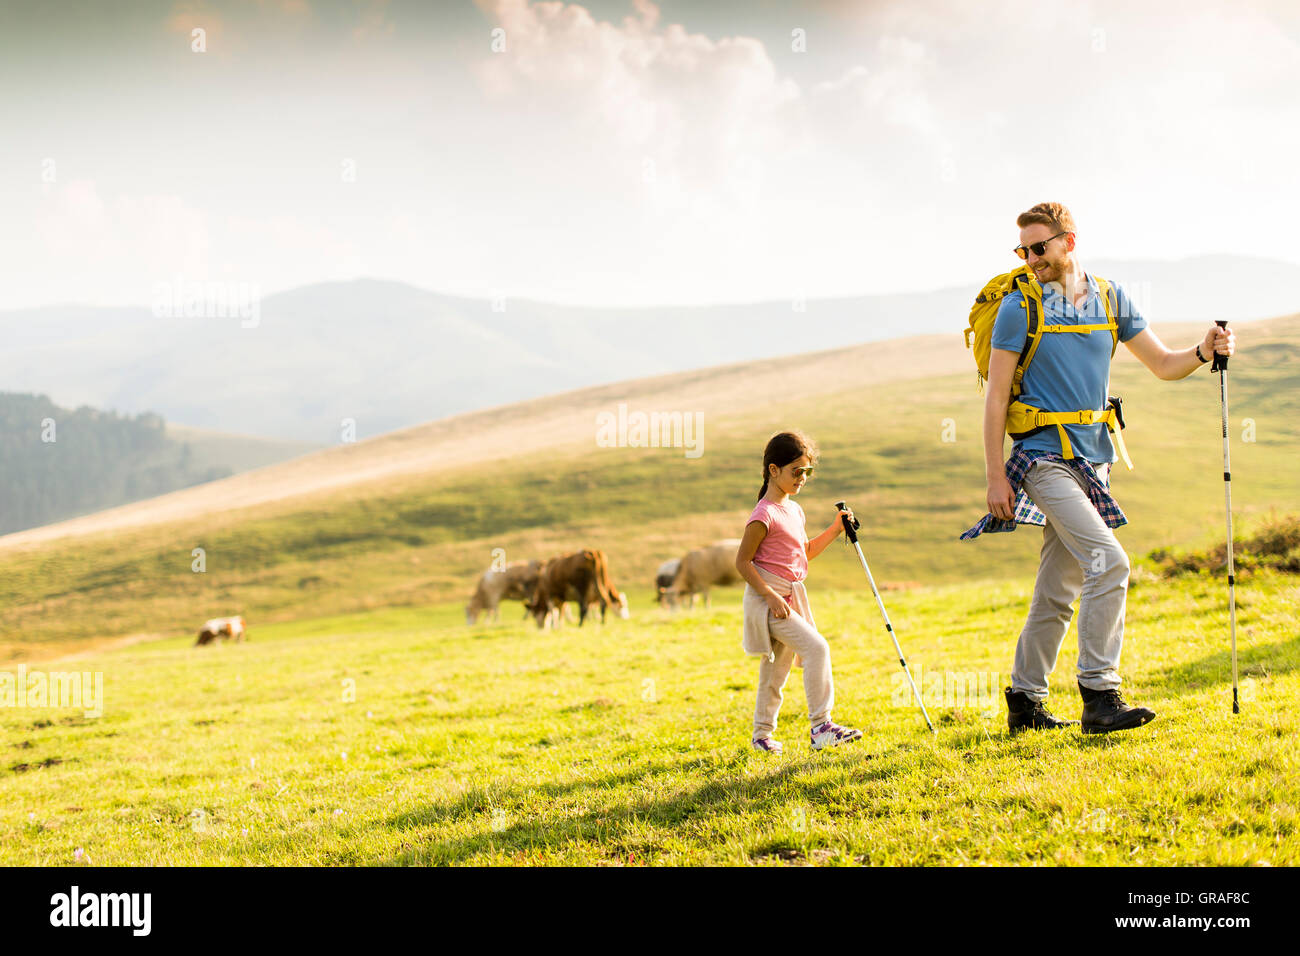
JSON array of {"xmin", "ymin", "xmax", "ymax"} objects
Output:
[
  {"xmin": 228, "ymin": 719, "xmax": 1146, "ymax": 865},
  {"xmin": 366, "ymin": 724, "xmax": 1143, "ymax": 865},
  {"xmin": 371, "ymin": 747, "xmax": 903, "ymax": 864},
  {"xmin": 1148, "ymin": 634, "xmax": 1300, "ymax": 694}
]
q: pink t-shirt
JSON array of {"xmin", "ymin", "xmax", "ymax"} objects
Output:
[{"xmin": 747, "ymin": 497, "xmax": 809, "ymax": 582}]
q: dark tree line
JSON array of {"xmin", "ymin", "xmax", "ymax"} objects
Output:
[{"xmin": 0, "ymin": 392, "xmax": 232, "ymax": 535}]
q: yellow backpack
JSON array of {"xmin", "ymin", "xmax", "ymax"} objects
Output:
[{"xmin": 964, "ymin": 265, "xmax": 1133, "ymax": 469}]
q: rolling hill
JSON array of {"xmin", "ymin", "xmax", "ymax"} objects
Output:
[{"xmin": 1, "ymin": 311, "xmax": 1296, "ymax": 663}]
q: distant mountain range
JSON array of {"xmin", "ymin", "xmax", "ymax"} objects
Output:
[{"xmin": 3, "ymin": 255, "xmax": 1295, "ymax": 443}]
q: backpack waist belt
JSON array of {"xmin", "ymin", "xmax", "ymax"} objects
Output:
[{"xmin": 1007, "ymin": 400, "xmax": 1133, "ymax": 471}]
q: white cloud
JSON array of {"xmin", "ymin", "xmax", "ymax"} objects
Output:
[
  {"xmin": 463, "ymin": 1, "xmax": 983, "ymax": 299},
  {"xmin": 25, "ymin": 181, "xmax": 367, "ymax": 307},
  {"xmin": 33, "ymin": 181, "xmax": 211, "ymax": 302},
  {"xmin": 473, "ymin": 0, "xmax": 802, "ymax": 203}
]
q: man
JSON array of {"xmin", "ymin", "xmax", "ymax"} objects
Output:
[{"xmin": 974, "ymin": 202, "xmax": 1235, "ymax": 735}]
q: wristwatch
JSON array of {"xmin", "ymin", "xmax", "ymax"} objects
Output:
[{"xmin": 1195, "ymin": 344, "xmax": 1209, "ymax": 364}]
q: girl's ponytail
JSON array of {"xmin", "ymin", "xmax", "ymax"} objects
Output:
[{"xmin": 757, "ymin": 473, "xmax": 769, "ymax": 502}]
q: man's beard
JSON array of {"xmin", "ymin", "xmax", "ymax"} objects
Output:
[{"xmin": 1033, "ymin": 259, "xmax": 1065, "ymax": 283}]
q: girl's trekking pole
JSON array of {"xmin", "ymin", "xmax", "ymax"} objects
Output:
[
  {"xmin": 1212, "ymin": 321, "xmax": 1239, "ymax": 714},
  {"xmin": 835, "ymin": 500, "xmax": 935, "ymax": 734}
]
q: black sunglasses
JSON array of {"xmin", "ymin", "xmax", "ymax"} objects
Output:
[{"xmin": 1013, "ymin": 231, "xmax": 1068, "ymax": 260}]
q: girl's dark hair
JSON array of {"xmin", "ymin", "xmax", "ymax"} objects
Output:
[{"xmin": 758, "ymin": 430, "xmax": 818, "ymax": 501}]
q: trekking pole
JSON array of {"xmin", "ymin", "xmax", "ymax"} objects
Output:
[
  {"xmin": 1211, "ymin": 321, "xmax": 1239, "ymax": 714},
  {"xmin": 835, "ymin": 500, "xmax": 936, "ymax": 734}
]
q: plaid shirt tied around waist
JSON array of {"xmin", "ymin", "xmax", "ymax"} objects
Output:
[{"xmin": 960, "ymin": 448, "xmax": 1127, "ymax": 540}]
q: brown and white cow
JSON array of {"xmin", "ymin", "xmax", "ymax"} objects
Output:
[
  {"xmin": 196, "ymin": 615, "xmax": 247, "ymax": 645},
  {"xmin": 526, "ymin": 549, "xmax": 629, "ymax": 629},
  {"xmin": 466, "ymin": 560, "xmax": 543, "ymax": 625},
  {"xmin": 664, "ymin": 539, "xmax": 743, "ymax": 609}
]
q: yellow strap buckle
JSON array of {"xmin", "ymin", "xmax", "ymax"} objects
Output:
[
  {"xmin": 1041, "ymin": 322, "xmax": 1118, "ymax": 334},
  {"xmin": 1033, "ymin": 408, "xmax": 1108, "ymax": 427}
]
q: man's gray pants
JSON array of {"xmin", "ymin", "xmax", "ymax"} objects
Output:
[{"xmin": 1012, "ymin": 458, "xmax": 1130, "ymax": 700}]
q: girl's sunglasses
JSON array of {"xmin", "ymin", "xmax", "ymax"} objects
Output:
[
  {"xmin": 1013, "ymin": 231, "xmax": 1067, "ymax": 260},
  {"xmin": 790, "ymin": 466, "xmax": 815, "ymax": 478}
]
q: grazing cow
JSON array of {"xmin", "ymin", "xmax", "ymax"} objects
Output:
[
  {"xmin": 655, "ymin": 558, "xmax": 681, "ymax": 606},
  {"xmin": 196, "ymin": 616, "xmax": 247, "ymax": 645},
  {"xmin": 526, "ymin": 549, "xmax": 629, "ymax": 629},
  {"xmin": 466, "ymin": 560, "xmax": 543, "ymax": 625},
  {"xmin": 665, "ymin": 539, "xmax": 743, "ymax": 609}
]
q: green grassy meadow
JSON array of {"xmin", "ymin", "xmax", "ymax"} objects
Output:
[
  {"xmin": 2, "ymin": 317, "xmax": 1297, "ymax": 865},
  {"xmin": 3, "ymin": 572, "xmax": 1295, "ymax": 865}
]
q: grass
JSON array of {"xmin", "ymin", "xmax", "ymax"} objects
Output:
[
  {"xmin": 4, "ymin": 571, "xmax": 1295, "ymax": 865},
  {"xmin": 1149, "ymin": 512, "xmax": 1300, "ymax": 575}
]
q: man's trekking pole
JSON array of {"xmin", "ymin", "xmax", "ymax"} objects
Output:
[
  {"xmin": 1212, "ymin": 321, "xmax": 1240, "ymax": 714},
  {"xmin": 835, "ymin": 500, "xmax": 936, "ymax": 734}
]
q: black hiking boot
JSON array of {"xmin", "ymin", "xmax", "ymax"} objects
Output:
[
  {"xmin": 1005, "ymin": 687, "xmax": 1079, "ymax": 734},
  {"xmin": 1078, "ymin": 683, "xmax": 1157, "ymax": 735}
]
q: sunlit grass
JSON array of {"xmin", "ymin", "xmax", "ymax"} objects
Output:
[{"xmin": 4, "ymin": 572, "xmax": 1294, "ymax": 865}]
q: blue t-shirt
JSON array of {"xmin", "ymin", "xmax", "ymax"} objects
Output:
[{"xmin": 992, "ymin": 273, "xmax": 1147, "ymax": 464}]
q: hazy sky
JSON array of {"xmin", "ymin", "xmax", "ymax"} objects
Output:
[{"xmin": 2, "ymin": 0, "xmax": 1297, "ymax": 309}]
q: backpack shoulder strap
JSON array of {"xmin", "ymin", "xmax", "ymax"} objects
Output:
[
  {"xmin": 1093, "ymin": 274, "xmax": 1120, "ymax": 356},
  {"xmin": 1012, "ymin": 272, "xmax": 1044, "ymax": 396}
]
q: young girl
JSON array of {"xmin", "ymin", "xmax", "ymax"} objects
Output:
[{"xmin": 735, "ymin": 430, "xmax": 862, "ymax": 753}]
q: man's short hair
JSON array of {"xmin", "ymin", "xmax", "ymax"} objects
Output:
[{"xmin": 1017, "ymin": 202, "xmax": 1076, "ymax": 234}]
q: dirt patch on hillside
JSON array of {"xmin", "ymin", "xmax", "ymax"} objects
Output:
[
  {"xmin": 0, "ymin": 333, "xmax": 970, "ymax": 553},
  {"xmin": 0, "ymin": 631, "xmax": 169, "ymax": 669},
  {"xmin": 0, "ymin": 316, "xmax": 1283, "ymax": 555}
]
